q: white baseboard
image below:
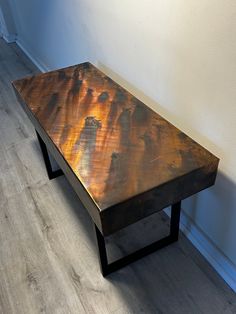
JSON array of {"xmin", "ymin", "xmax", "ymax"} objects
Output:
[
  {"xmin": 16, "ymin": 38, "xmax": 49, "ymax": 73},
  {"xmin": 3, "ymin": 33, "xmax": 17, "ymax": 43},
  {"xmin": 165, "ymin": 207, "xmax": 236, "ymax": 293}
]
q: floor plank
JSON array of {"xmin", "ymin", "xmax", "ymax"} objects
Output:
[{"xmin": 0, "ymin": 38, "xmax": 235, "ymax": 314}]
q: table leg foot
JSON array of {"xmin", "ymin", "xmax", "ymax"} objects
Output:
[{"xmin": 94, "ymin": 201, "xmax": 181, "ymax": 276}]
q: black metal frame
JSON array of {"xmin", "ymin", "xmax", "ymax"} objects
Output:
[
  {"xmin": 36, "ymin": 130, "xmax": 181, "ymax": 277},
  {"xmin": 36, "ymin": 131, "xmax": 64, "ymax": 180},
  {"xmin": 94, "ymin": 202, "xmax": 181, "ymax": 276}
]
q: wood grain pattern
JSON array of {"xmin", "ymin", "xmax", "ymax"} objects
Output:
[{"xmin": 13, "ymin": 62, "xmax": 219, "ymax": 235}]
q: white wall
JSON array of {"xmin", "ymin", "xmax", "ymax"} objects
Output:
[{"xmin": 9, "ymin": 0, "xmax": 236, "ymax": 290}]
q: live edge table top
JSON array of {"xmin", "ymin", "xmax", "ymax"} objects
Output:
[{"xmin": 13, "ymin": 62, "xmax": 219, "ymax": 235}]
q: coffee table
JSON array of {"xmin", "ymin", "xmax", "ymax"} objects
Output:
[{"xmin": 13, "ymin": 62, "xmax": 219, "ymax": 276}]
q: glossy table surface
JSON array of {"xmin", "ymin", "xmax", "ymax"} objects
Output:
[{"xmin": 13, "ymin": 62, "xmax": 219, "ymax": 212}]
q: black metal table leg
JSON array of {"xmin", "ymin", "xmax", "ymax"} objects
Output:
[
  {"xmin": 94, "ymin": 201, "xmax": 181, "ymax": 276},
  {"xmin": 36, "ymin": 131, "xmax": 64, "ymax": 180},
  {"xmin": 170, "ymin": 201, "xmax": 181, "ymax": 241}
]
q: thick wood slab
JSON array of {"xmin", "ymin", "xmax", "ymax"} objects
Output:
[{"xmin": 13, "ymin": 62, "xmax": 219, "ymax": 235}]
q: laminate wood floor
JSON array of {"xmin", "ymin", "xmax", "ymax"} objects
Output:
[{"xmin": 0, "ymin": 38, "xmax": 235, "ymax": 314}]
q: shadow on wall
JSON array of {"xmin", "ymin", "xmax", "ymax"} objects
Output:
[{"xmin": 183, "ymin": 170, "xmax": 236, "ymax": 262}]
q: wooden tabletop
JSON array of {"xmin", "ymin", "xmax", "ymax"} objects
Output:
[
  {"xmin": 13, "ymin": 62, "xmax": 219, "ymax": 234},
  {"xmin": 13, "ymin": 62, "xmax": 219, "ymax": 235}
]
